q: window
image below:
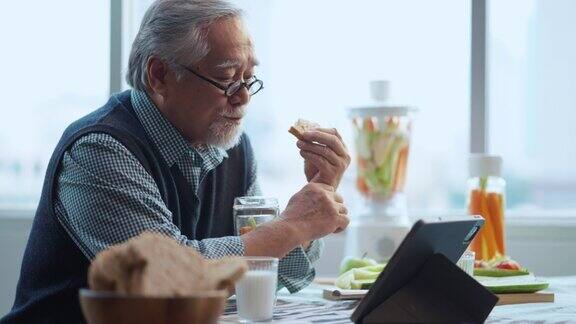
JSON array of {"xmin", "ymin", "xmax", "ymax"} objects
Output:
[
  {"xmin": 122, "ymin": 0, "xmax": 155, "ymax": 90},
  {"xmin": 231, "ymin": 0, "xmax": 471, "ymax": 211},
  {"xmin": 0, "ymin": 2, "xmax": 110, "ymax": 207},
  {"xmin": 2, "ymin": 0, "xmax": 572, "ymax": 217},
  {"xmin": 122, "ymin": 1, "xmax": 470, "ymax": 211},
  {"xmin": 488, "ymin": 0, "xmax": 576, "ymax": 212}
]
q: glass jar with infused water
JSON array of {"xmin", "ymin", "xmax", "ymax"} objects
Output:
[
  {"xmin": 467, "ymin": 155, "xmax": 506, "ymax": 261},
  {"xmin": 233, "ymin": 196, "xmax": 279, "ymax": 235}
]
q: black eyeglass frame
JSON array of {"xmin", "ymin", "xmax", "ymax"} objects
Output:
[{"xmin": 176, "ymin": 63, "xmax": 264, "ymax": 97}]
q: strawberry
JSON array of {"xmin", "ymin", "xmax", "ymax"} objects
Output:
[{"xmin": 494, "ymin": 260, "xmax": 521, "ymax": 270}]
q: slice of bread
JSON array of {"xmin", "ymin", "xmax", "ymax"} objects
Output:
[{"xmin": 288, "ymin": 119, "xmax": 320, "ymax": 140}]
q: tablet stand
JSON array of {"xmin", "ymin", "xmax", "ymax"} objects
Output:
[{"xmin": 361, "ymin": 253, "xmax": 498, "ymax": 323}]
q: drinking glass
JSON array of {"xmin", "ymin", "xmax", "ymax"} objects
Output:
[
  {"xmin": 235, "ymin": 257, "xmax": 279, "ymax": 322},
  {"xmin": 457, "ymin": 250, "xmax": 475, "ymax": 276},
  {"xmin": 233, "ymin": 197, "xmax": 279, "ymax": 235}
]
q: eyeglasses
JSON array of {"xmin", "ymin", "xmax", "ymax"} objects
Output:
[{"xmin": 177, "ymin": 63, "xmax": 264, "ymax": 97}]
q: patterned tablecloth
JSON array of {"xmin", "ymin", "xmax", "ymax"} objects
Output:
[{"xmin": 219, "ymin": 276, "xmax": 576, "ymax": 323}]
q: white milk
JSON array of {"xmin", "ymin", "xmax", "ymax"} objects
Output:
[{"xmin": 235, "ymin": 270, "xmax": 278, "ymax": 322}]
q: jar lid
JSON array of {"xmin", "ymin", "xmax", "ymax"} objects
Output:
[
  {"xmin": 469, "ymin": 154, "xmax": 502, "ymax": 177},
  {"xmin": 349, "ymin": 80, "xmax": 417, "ymax": 117}
]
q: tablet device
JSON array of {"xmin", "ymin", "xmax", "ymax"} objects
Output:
[{"xmin": 350, "ymin": 216, "xmax": 484, "ymax": 323}]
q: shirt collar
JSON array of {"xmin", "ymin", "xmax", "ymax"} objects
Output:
[{"xmin": 130, "ymin": 89, "xmax": 228, "ymax": 167}]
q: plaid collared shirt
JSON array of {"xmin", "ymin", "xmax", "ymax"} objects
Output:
[{"xmin": 53, "ymin": 89, "xmax": 322, "ymax": 293}]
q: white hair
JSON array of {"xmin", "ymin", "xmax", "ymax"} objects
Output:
[{"xmin": 126, "ymin": 0, "xmax": 243, "ymax": 90}]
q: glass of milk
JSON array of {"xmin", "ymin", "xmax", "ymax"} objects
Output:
[{"xmin": 235, "ymin": 257, "xmax": 279, "ymax": 322}]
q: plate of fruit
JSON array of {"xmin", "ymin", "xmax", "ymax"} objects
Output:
[
  {"xmin": 325, "ymin": 254, "xmax": 550, "ymax": 300},
  {"xmin": 473, "ymin": 256, "xmax": 549, "ymax": 294}
]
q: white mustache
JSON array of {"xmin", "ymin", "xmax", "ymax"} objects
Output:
[
  {"xmin": 221, "ymin": 107, "xmax": 246, "ymax": 119},
  {"xmin": 222, "ymin": 114, "xmax": 244, "ymax": 119}
]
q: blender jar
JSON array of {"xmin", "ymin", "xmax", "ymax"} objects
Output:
[{"xmin": 348, "ymin": 83, "xmax": 416, "ymax": 218}]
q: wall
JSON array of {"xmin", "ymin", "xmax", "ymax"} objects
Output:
[{"xmin": 0, "ymin": 213, "xmax": 33, "ymax": 317}]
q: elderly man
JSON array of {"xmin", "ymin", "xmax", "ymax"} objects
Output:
[{"xmin": 3, "ymin": 0, "xmax": 350, "ymax": 323}]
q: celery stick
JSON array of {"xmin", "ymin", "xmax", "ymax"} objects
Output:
[
  {"xmin": 479, "ymin": 176, "xmax": 488, "ymax": 192},
  {"xmin": 353, "ymin": 268, "xmax": 380, "ymax": 280},
  {"xmin": 248, "ymin": 216, "xmax": 257, "ymax": 228},
  {"xmin": 359, "ymin": 264, "xmax": 386, "ymax": 273},
  {"xmin": 336, "ymin": 270, "xmax": 355, "ymax": 289}
]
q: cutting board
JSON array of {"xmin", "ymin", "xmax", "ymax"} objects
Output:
[
  {"xmin": 322, "ymin": 288, "xmax": 554, "ymax": 306},
  {"xmin": 317, "ymin": 274, "xmax": 554, "ymax": 306}
]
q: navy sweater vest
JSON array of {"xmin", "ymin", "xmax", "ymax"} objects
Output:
[{"xmin": 2, "ymin": 90, "xmax": 253, "ymax": 323}]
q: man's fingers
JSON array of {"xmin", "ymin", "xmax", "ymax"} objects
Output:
[
  {"xmin": 338, "ymin": 204, "xmax": 348, "ymax": 215},
  {"xmin": 300, "ymin": 150, "xmax": 334, "ymax": 171},
  {"xmin": 306, "ymin": 181, "xmax": 335, "ymax": 192},
  {"xmin": 297, "ymin": 140, "xmax": 340, "ymax": 166},
  {"xmin": 316, "ymin": 127, "xmax": 345, "ymax": 144},
  {"xmin": 334, "ymin": 214, "xmax": 350, "ymax": 233},
  {"xmin": 301, "ymin": 130, "xmax": 347, "ymax": 157},
  {"xmin": 315, "ymin": 127, "xmax": 341, "ymax": 138},
  {"xmin": 334, "ymin": 203, "xmax": 349, "ymax": 234},
  {"xmin": 334, "ymin": 192, "xmax": 344, "ymax": 204}
]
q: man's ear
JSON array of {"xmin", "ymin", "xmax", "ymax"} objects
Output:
[{"xmin": 147, "ymin": 56, "xmax": 169, "ymax": 98}]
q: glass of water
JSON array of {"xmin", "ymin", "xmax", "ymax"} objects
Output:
[
  {"xmin": 233, "ymin": 197, "xmax": 279, "ymax": 235},
  {"xmin": 235, "ymin": 257, "xmax": 279, "ymax": 322},
  {"xmin": 457, "ymin": 250, "xmax": 475, "ymax": 276}
]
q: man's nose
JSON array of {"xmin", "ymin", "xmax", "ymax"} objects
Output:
[{"xmin": 228, "ymin": 86, "xmax": 250, "ymax": 106}]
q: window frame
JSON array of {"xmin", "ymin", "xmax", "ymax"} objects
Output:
[{"xmin": 470, "ymin": 0, "xmax": 488, "ymax": 154}]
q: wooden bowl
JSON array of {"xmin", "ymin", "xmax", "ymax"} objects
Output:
[{"xmin": 79, "ymin": 289, "xmax": 228, "ymax": 324}]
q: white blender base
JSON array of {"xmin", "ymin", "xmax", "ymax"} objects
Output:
[{"xmin": 344, "ymin": 217, "xmax": 412, "ymax": 262}]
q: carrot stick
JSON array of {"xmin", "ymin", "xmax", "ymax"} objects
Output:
[
  {"xmin": 480, "ymin": 190, "xmax": 499, "ymax": 259},
  {"xmin": 499, "ymin": 194, "xmax": 506, "ymax": 254},
  {"xmin": 357, "ymin": 177, "xmax": 369, "ymax": 194},
  {"xmin": 468, "ymin": 189, "xmax": 482, "ymax": 215},
  {"xmin": 481, "ymin": 234, "xmax": 489, "ymax": 261},
  {"xmin": 392, "ymin": 146, "xmax": 409, "ymax": 191},
  {"xmin": 386, "ymin": 116, "xmax": 399, "ymax": 129},
  {"xmin": 364, "ymin": 117, "xmax": 375, "ymax": 132},
  {"xmin": 468, "ymin": 189, "xmax": 484, "ymax": 259},
  {"xmin": 469, "ymin": 189, "xmax": 498, "ymax": 260},
  {"xmin": 470, "ymin": 226, "xmax": 484, "ymax": 260},
  {"xmin": 487, "ymin": 192, "xmax": 505, "ymax": 255},
  {"xmin": 358, "ymin": 157, "xmax": 367, "ymax": 170}
]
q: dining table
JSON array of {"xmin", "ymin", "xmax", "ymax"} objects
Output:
[{"xmin": 219, "ymin": 276, "xmax": 576, "ymax": 323}]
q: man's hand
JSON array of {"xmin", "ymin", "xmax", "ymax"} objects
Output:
[
  {"xmin": 242, "ymin": 183, "xmax": 349, "ymax": 257},
  {"xmin": 297, "ymin": 128, "xmax": 351, "ymax": 189},
  {"xmin": 280, "ymin": 182, "xmax": 350, "ymax": 243}
]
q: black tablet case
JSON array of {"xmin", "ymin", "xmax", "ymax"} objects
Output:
[{"xmin": 360, "ymin": 253, "xmax": 498, "ymax": 323}]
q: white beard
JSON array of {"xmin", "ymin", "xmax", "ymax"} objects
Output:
[{"xmin": 205, "ymin": 115, "xmax": 244, "ymax": 150}]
